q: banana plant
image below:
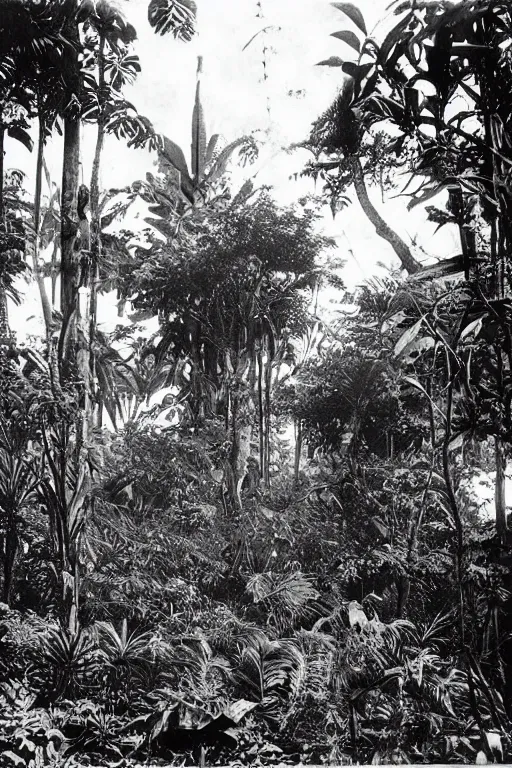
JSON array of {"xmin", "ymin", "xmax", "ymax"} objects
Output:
[{"xmin": 153, "ymin": 56, "xmax": 258, "ymax": 215}]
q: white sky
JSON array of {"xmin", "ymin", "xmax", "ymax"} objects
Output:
[{"xmin": 8, "ymin": 0, "xmax": 460, "ymax": 336}]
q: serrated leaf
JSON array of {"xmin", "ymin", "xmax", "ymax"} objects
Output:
[
  {"xmin": 205, "ymin": 133, "xmax": 220, "ymax": 165},
  {"xmin": 331, "ymin": 2, "xmax": 367, "ymax": 34},
  {"xmin": 394, "ymin": 318, "xmax": 422, "ymax": 356},
  {"xmin": 331, "ymin": 30, "xmax": 361, "ymax": 53}
]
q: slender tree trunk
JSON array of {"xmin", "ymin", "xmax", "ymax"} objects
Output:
[
  {"xmin": 264, "ymin": 350, "xmax": 272, "ymax": 487},
  {"xmin": 495, "ymin": 436, "xmax": 507, "ymax": 539},
  {"xmin": 349, "ymin": 156, "xmax": 420, "ymax": 275},
  {"xmin": 0, "ymin": 125, "xmax": 4, "ymax": 224},
  {"xmin": 3, "ymin": 522, "xmax": 18, "ymax": 606},
  {"xmin": 0, "ymin": 284, "xmax": 10, "ymax": 342},
  {"xmin": 33, "ymin": 116, "xmax": 63, "ymax": 397},
  {"xmin": 89, "ymin": 33, "xmax": 106, "ymax": 425},
  {"xmin": 258, "ymin": 347, "xmax": 264, "ymax": 472},
  {"xmin": 33, "ymin": 117, "xmax": 54, "ymax": 333},
  {"xmin": 0, "ymin": 125, "xmax": 10, "ymax": 344},
  {"xmin": 294, "ymin": 417, "xmax": 302, "ymax": 486}
]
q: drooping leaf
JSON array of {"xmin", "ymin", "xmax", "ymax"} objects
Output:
[
  {"xmin": 204, "ymin": 137, "xmax": 250, "ymax": 185},
  {"xmin": 331, "ymin": 30, "xmax": 362, "ymax": 53},
  {"xmin": 316, "ymin": 56, "xmax": 345, "ymax": 67},
  {"xmin": 394, "ymin": 318, "xmax": 422, "ymax": 356},
  {"xmin": 331, "ymin": 3, "xmax": 367, "ymax": 35},
  {"xmin": 158, "ymin": 136, "xmax": 194, "ymax": 202},
  {"xmin": 159, "ymin": 136, "xmax": 190, "ymax": 180},
  {"xmin": 7, "ymin": 125, "xmax": 33, "ymax": 152},
  {"xmin": 402, "ymin": 376, "xmax": 446, "ymax": 421},
  {"xmin": 460, "ymin": 316, "xmax": 484, "ymax": 341}
]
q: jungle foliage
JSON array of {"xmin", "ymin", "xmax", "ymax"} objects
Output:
[{"xmin": 0, "ymin": 0, "xmax": 512, "ymax": 766}]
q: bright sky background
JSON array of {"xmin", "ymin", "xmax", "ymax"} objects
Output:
[{"xmin": 8, "ymin": 0, "xmax": 460, "ymax": 336}]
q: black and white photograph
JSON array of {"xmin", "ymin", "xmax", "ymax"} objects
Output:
[{"xmin": 0, "ymin": 0, "xmax": 511, "ymax": 764}]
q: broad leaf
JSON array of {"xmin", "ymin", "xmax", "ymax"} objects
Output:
[
  {"xmin": 159, "ymin": 135, "xmax": 192, "ymax": 186},
  {"xmin": 331, "ymin": 30, "xmax": 361, "ymax": 53},
  {"xmin": 316, "ymin": 56, "xmax": 345, "ymax": 67},
  {"xmin": 331, "ymin": 2, "xmax": 367, "ymax": 35},
  {"xmin": 7, "ymin": 125, "xmax": 33, "ymax": 152},
  {"xmin": 394, "ymin": 318, "xmax": 422, "ymax": 356},
  {"xmin": 460, "ymin": 316, "xmax": 483, "ymax": 341},
  {"xmin": 402, "ymin": 376, "xmax": 446, "ymax": 421}
]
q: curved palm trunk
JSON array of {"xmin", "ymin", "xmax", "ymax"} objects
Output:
[{"xmin": 349, "ymin": 156, "xmax": 420, "ymax": 275}]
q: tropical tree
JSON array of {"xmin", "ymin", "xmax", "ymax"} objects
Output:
[
  {"xmin": 306, "ymin": 3, "xmax": 420, "ymax": 274},
  {"xmin": 120, "ymin": 193, "xmax": 330, "ymax": 495}
]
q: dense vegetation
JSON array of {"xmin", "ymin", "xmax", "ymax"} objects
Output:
[{"xmin": 1, "ymin": 0, "xmax": 512, "ymax": 765}]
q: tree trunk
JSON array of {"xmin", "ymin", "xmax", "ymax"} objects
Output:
[
  {"xmin": 258, "ymin": 347, "xmax": 264, "ymax": 472},
  {"xmin": 60, "ymin": 115, "xmax": 81, "ymax": 357},
  {"xmin": 396, "ymin": 576, "xmax": 410, "ymax": 619},
  {"xmin": 33, "ymin": 116, "xmax": 54, "ymax": 334},
  {"xmin": 294, "ymin": 417, "xmax": 302, "ymax": 486},
  {"xmin": 0, "ymin": 286, "xmax": 10, "ymax": 343},
  {"xmin": 0, "ymin": 125, "xmax": 4, "ymax": 224},
  {"xmin": 59, "ymin": 8, "xmax": 82, "ymax": 372},
  {"xmin": 33, "ymin": 115, "xmax": 62, "ymax": 397},
  {"xmin": 0, "ymin": 125, "xmax": 10, "ymax": 345},
  {"xmin": 349, "ymin": 156, "xmax": 421, "ymax": 275},
  {"xmin": 263, "ymin": 351, "xmax": 272, "ymax": 487},
  {"xmin": 495, "ymin": 436, "xmax": 508, "ymax": 539},
  {"xmin": 89, "ymin": 33, "xmax": 106, "ymax": 415},
  {"xmin": 3, "ymin": 521, "xmax": 18, "ymax": 606}
]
